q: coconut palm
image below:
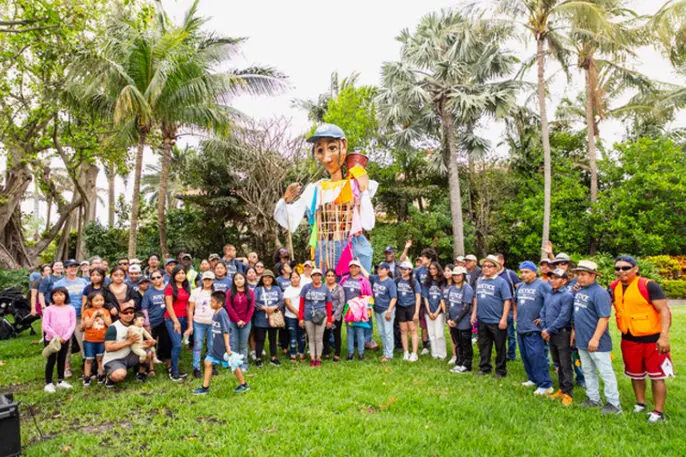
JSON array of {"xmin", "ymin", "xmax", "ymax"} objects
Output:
[
  {"xmin": 152, "ymin": 1, "xmax": 285, "ymax": 258},
  {"xmin": 470, "ymin": 0, "xmax": 608, "ymax": 258},
  {"xmin": 377, "ymin": 11, "xmax": 517, "ymax": 257}
]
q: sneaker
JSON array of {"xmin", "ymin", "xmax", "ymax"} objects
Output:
[
  {"xmin": 580, "ymin": 399, "xmax": 602, "ymax": 408},
  {"xmin": 82, "ymin": 377, "xmax": 91, "ymax": 387},
  {"xmin": 647, "ymin": 411, "xmax": 665, "ymax": 423},
  {"xmin": 408, "ymin": 353, "xmax": 418, "ymax": 362},
  {"xmin": 136, "ymin": 372, "xmax": 147, "ymax": 383},
  {"xmin": 315, "ymin": 360, "xmax": 322, "ymax": 367},
  {"xmin": 533, "ymin": 387, "xmax": 554, "ymax": 396},
  {"xmin": 105, "ymin": 378, "xmax": 116, "ymax": 389},
  {"xmin": 44, "ymin": 383, "xmax": 56, "ymax": 393},
  {"xmin": 309, "ymin": 360, "xmax": 316, "ymax": 367},
  {"xmin": 600, "ymin": 403, "xmax": 623, "ymax": 415},
  {"xmin": 420, "ymin": 348, "xmax": 430, "ymax": 356},
  {"xmin": 448, "ymin": 356, "xmax": 457, "ymax": 364},
  {"xmin": 270, "ymin": 358, "xmax": 281, "ymax": 366},
  {"xmin": 521, "ymin": 380, "xmax": 536, "ymax": 387},
  {"xmin": 193, "ymin": 369, "xmax": 201, "ymax": 379},
  {"xmin": 561, "ymin": 394, "xmax": 573, "ymax": 407},
  {"xmin": 358, "ymin": 354, "xmax": 365, "ymax": 361},
  {"xmin": 193, "ymin": 386, "xmax": 209, "ymax": 395},
  {"xmin": 250, "ymin": 350, "xmax": 256, "ymax": 361},
  {"xmin": 97, "ymin": 375, "xmax": 106, "ymax": 384},
  {"xmin": 346, "ymin": 354, "xmax": 354, "ymax": 361},
  {"xmin": 234, "ymin": 383, "xmax": 250, "ymax": 394},
  {"xmin": 64, "ymin": 367, "xmax": 72, "ymax": 379},
  {"xmin": 169, "ymin": 372, "xmax": 184, "ymax": 382},
  {"xmin": 403, "ymin": 352, "xmax": 410, "ymax": 361},
  {"xmin": 547, "ymin": 390, "xmax": 564, "ymax": 400},
  {"xmin": 255, "ymin": 359, "xmax": 264, "ymax": 368},
  {"xmin": 633, "ymin": 403, "xmax": 647, "ymax": 414},
  {"xmin": 56, "ymin": 381, "xmax": 73, "ymax": 390},
  {"xmin": 450, "ymin": 365, "xmax": 463, "ymax": 373}
]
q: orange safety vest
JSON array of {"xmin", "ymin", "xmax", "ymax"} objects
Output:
[{"xmin": 611, "ymin": 277, "xmax": 664, "ymax": 337}]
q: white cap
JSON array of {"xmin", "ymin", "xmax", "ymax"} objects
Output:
[
  {"xmin": 452, "ymin": 266, "xmax": 468, "ymax": 276},
  {"xmin": 129, "ymin": 264, "xmax": 142, "ymax": 274},
  {"xmin": 399, "ymin": 261, "xmax": 414, "ymax": 270},
  {"xmin": 202, "ymin": 271, "xmax": 216, "ymax": 280},
  {"xmin": 349, "ymin": 259, "xmax": 362, "ymax": 268}
]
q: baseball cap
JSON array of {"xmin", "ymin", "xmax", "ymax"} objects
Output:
[
  {"xmin": 452, "ymin": 266, "xmax": 468, "ymax": 276},
  {"xmin": 202, "ymin": 271, "xmax": 216, "ymax": 280},
  {"xmin": 465, "ymin": 254, "xmax": 477, "ymax": 262},
  {"xmin": 303, "ymin": 260, "xmax": 314, "ymax": 267},
  {"xmin": 384, "ymin": 246, "xmax": 396, "ymax": 253},
  {"xmin": 129, "ymin": 264, "xmax": 142, "ymax": 274},
  {"xmin": 455, "ymin": 256, "xmax": 465, "ymax": 263},
  {"xmin": 130, "ymin": 258, "xmax": 142, "ymax": 265},
  {"xmin": 181, "ymin": 253, "xmax": 192, "ymax": 260},
  {"xmin": 164, "ymin": 258, "xmax": 178, "ymax": 267},
  {"xmin": 539, "ymin": 258, "xmax": 552, "ymax": 265},
  {"xmin": 399, "ymin": 261, "xmax": 414, "ymax": 270},
  {"xmin": 551, "ymin": 253, "xmax": 571, "ymax": 264},
  {"xmin": 480, "ymin": 255, "xmax": 500, "ymax": 267},
  {"xmin": 615, "ymin": 255, "xmax": 637, "ymax": 267},
  {"xmin": 349, "ymin": 259, "xmax": 362, "ymax": 268},
  {"xmin": 518, "ymin": 261, "xmax": 538, "ymax": 272},
  {"xmin": 377, "ymin": 261, "xmax": 391, "ymax": 270},
  {"xmin": 80, "ymin": 260, "xmax": 90, "ymax": 266},
  {"xmin": 64, "ymin": 259, "xmax": 79, "ymax": 267},
  {"xmin": 208, "ymin": 253, "xmax": 221, "ymax": 261},
  {"xmin": 311, "ymin": 268, "xmax": 323, "ymax": 276}
]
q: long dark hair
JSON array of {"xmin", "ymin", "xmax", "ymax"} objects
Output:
[
  {"xmin": 84, "ymin": 290, "xmax": 105, "ymax": 310},
  {"xmin": 396, "ymin": 267, "xmax": 416, "ymax": 290},
  {"xmin": 229, "ymin": 272, "xmax": 253, "ymax": 309},
  {"xmin": 50, "ymin": 286, "xmax": 71, "ymax": 304},
  {"xmin": 424, "ymin": 261, "xmax": 446, "ymax": 288},
  {"xmin": 89, "ymin": 267, "xmax": 106, "ymax": 287},
  {"xmin": 169, "ymin": 265, "xmax": 190, "ymax": 301},
  {"xmin": 273, "ymin": 248, "xmax": 290, "ymax": 266},
  {"xmin": 109, "ymin": 266, "xmax": 126, "ymax": 280}
]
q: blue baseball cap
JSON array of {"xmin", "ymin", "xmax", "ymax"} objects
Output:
[
  {"xmin": 615, "ymin": 255, "xmax": 637, "ymax": 267},
  {"xmin": 64, "ymin": 259, "xmax": 79, "ymax": 267},
  {"xmin": 518, "ymin": 261, "xmax": 538, "ymax": 272},
  {"xmin": 306, "ymin": 124, "xmax": 346, "ymax": 144},
  {"xmin": 164, "ymin": 258, "xmax": 178, "ymax": 267},
  {"xmin": 384, "ymin": 246, "xmax": 396, "ymax": 253},
  {"xmin": 377, "ymin": 262, "xmax": 391, "ymax": 270}
]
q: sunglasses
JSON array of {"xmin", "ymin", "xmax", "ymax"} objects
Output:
[
  {"xmin": 151, "ymin": 275, "xmax": 162, "ymax": 280},
  {"xmin": 119, "ymin": 262, "xmax": 129, "ymax": 266},
  {"xmin": 120, "ymin": 309, "xmax": 134, "ymax": 315},
  {"xmin": 614, "ymin": 265, "xmax": 634, "ymax": 272},
  {"xmin": 482, "ymin": 264, "xmax": 497, "ymax": 268}
]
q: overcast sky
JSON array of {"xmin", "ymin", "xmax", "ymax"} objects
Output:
[{"xmin": 17, "ymin": 0, "xmax": 686, "ymax": 227}]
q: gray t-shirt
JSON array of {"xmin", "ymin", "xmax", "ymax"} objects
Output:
[{"xmin": 208, "ymin": 308, "xmax": 232, "ymax": 360}]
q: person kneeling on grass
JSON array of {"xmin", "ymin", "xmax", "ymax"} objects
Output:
[
  {"xmin": 102, "ymin": 302, "xmax": 155, "ymax": 387},
  {"xmin": 194, "ymin": 291, "xmax": 249, "ymax": 394}
]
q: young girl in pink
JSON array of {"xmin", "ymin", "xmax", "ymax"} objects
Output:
[{"xmin": 42, "ymin": 287, "xmax": 76, "ymax": 392}]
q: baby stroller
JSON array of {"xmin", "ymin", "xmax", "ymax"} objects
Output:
[{"xmin": 0, "ymin": 287, "xmax": 39, "ymax": 340}]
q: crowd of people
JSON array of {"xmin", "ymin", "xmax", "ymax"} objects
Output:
[{"xmin": 28, "ymin": 243, "xmax": 673, "ymax": 422}]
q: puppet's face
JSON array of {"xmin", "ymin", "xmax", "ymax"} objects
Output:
[{"xmin": 313, "ymin": 138, "xmax": 347, "ymax": 177}]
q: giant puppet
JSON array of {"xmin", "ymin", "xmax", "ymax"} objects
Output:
[{"xmin": 274, "ymin": 124, "xmax": 377, "ymax": 274}]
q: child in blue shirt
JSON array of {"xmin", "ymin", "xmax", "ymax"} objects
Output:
[{"xmin": 193, "ymin": 291, "xmax": 249, "ymax": 395}]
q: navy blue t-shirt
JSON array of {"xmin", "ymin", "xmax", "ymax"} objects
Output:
[
  {"xmin": 370, "ymin": 275, "xmax": 397, "ymax": 313},
  {"xmin": 475, "ymin": 276, "xmax": 512, "ymax": 325},
  {"xmin": 300, "ymin": 283, "xmax": 332, "ymax": 321},
  {"xmin": 414, "ymin": 266, "xmax": 429, "ymax": 289},
  {"xmin": 142, "ymin": 287, "xmax": 166, "ymax": 327},
  {"xmin": 39, "ymin": 275, "xmax": 62, "ymax": 304},
  {"xmin": 573, "ymin": 282, "xmax": 612, "ymax": 352},
  {"xmin": 213, "ymin": 276, "xmax": 232, "ymax": 293},
  {"xmin": 208, "ymin": 308, "xmax": 232, "ymax": 360},
  {"xmin": 276, "ymin": 276, "xmax": 291, "ymax": 292},
  {"xmin": 395, "ymin": 278, "xmax": 421, "ymax": 308},
  {"xmin": 342, "ymin": 276, "xmax": 364, "ymax": 302},
  {"xmin": 254, "ymin": 286, "xmax": 283, "ymax": 328},
  {"xmin": 515, "ymin": 279, "xmax": 551, "ymax": 334},
  {"xmin": 422, "ymin": 280, "xmax": 443, "ymax": 314},
  {"xmin": 445, "ymin": 284, "xmax": 475, "ymax": 330}
]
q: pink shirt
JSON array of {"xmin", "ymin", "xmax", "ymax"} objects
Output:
[{"xmin": 42, "ymin": 304, "xmax": 76, "ymax": 342}]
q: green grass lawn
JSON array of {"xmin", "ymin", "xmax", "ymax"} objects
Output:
[{"xmin": 1, "ymin": 308, "xmax": 684, "ymax": 457}]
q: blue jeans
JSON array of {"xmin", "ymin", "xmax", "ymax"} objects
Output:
[
  {"xmin": 518, "ymin": 332, "xmax": 552, "ymax": 389},
  {"xmin": 285, "ymin": 317, "xmax": 305, "ymax": 357},
  {"xmin": 375, "ymin": 310, "xmax": 395, "ymax": 358},
  {"xmin": 364, "ymin": 313, "xmax": 374, "ymax": 343},
  {"xmin": 347, "ymin": 324, "xmax": 366, "ymax": 356},
  {"xmin": 578, "ymin": 350, "xmax": 620, "ymax": 407},
  {"xmin": 229, "ymin": 321, "xmax": 251, "ymax": 371},
  {"xmin": 192, "ymin": 322, "xmax": 211, "ymax": 370},
  {"xmin": 165, "ymin": 317, "xmax": 188, "ymax": 375},
  {"xmin": 315, "ymin": 234, "xmax": 373, "ymax": 273},
  {"xmin": 507, "ymin": 314, "xmax": 517, "ymax": 360}
]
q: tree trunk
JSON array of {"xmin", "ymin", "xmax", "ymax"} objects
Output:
[
  {"xmin": 537, "ymin": 38, "xmax": 552, "ymax": 260},
  {"xmin": 45, "ymin": 196, "xmax": 52, "ymax": 232},
  {"xmin": 441, "ymin": 102, "xmax": 465, "ymax": 258},
  {"xmin": 84, "ymin": 163, "xmax": 99, "ymax": 224},
  {"xmin": 106, "ymin": 166, "xmax": 115, "ymax": 228},
  {"xmin": 75, "ymin": 204, "xmax": 85, "ymax": 260},
  {"xmin": 128, "ymin": 129, "xmax": 148, "ymax": 258},
  {"xmin": 33, "ymin": 179, "xmax": 41, "ymax": 240},
  {"xmin": 158, "ymin": 126, "xmax": 175, "ymax": 260},
  {"xmin": 584, "ymin": 68, "xmax": 598, "ymax": 203}
]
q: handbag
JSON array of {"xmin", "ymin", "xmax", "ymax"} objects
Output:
[
  {"xmin": 311, "ymin": 308, "xmax": 327, "ymax": 325},
  {"xmin": 268, "ymin": 309, "xmax": 286, "ymax": 328}
]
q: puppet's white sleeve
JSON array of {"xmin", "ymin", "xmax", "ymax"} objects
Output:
[
  {"xmin": 360, "ymin": 180, "xmax": 378, "ymax": 231},
  {"xmin": 273, "ymin": 184, "xmax": 315, "ymax": 233}
]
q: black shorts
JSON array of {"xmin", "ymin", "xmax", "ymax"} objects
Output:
[
  {"xmin": 396, "ymin": 306, "xmax": 416, "ymax": 323},
  {"xmin": 151, "ymin": 322, "xmax": 171, "ymax": 360}
]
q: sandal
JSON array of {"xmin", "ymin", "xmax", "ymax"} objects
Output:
[{"xmin": 148, "ymin": 370, "xmax": 156, "ymax": 377}]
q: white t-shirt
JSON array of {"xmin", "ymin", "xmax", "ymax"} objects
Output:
[
  {"xmin": 190, "ymin": 288, "xmax": 214, "ymax": 324},
  {"xmin": 283, "ymin": 285, "xmax": 302, "ymax": 319},
  {"xmin": 300, "ymin": 276, "xmax": 312, "ymax": 286}
]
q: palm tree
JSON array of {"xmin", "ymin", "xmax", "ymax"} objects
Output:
[
  {"xmin": 152, "ymin": 1, "xmax": 285, "ymax": 258},
  {"xmin": 141, "ymin": 145, "xmax": 189, "ymax": 207},
  {"xmin": 378, "ymin": 11, "xmax": 517, "ymax": 257}
]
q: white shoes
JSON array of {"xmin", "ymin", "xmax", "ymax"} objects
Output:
[
  {"xmin": 44, "ymin": 383, "xmax": 56, "ymax": 393},
  {"xmin": 521, "ymin": 380, "xmax": 536, "ymax": 387},
  {"xmin": 403, "ymin": 352, "xmax": 410, "ymax": 361},
  {"xmin": 450, "ymin": 365, "xmax": 467, "ymax": 373},
  {"xmin": 533, "ymin": 387, "xmax": 554, "ymax": 396},
  {"xmin": 408, "ymin": 353, "xmax": 419, "ymax": 362},
  {"xmin": 633, "ymin": 403, "xmax": 647, "ymax": 413},
  {"xmin": 56, "ymin": 381, "xmax": 73, "ymax": 390},
  {"xmin": 420, "ymin": 348, "xmax": 430, "ymax": 355},
  {"xmin": 448, "ymin": 356, "xmax": 457, "ymax": 364}
]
